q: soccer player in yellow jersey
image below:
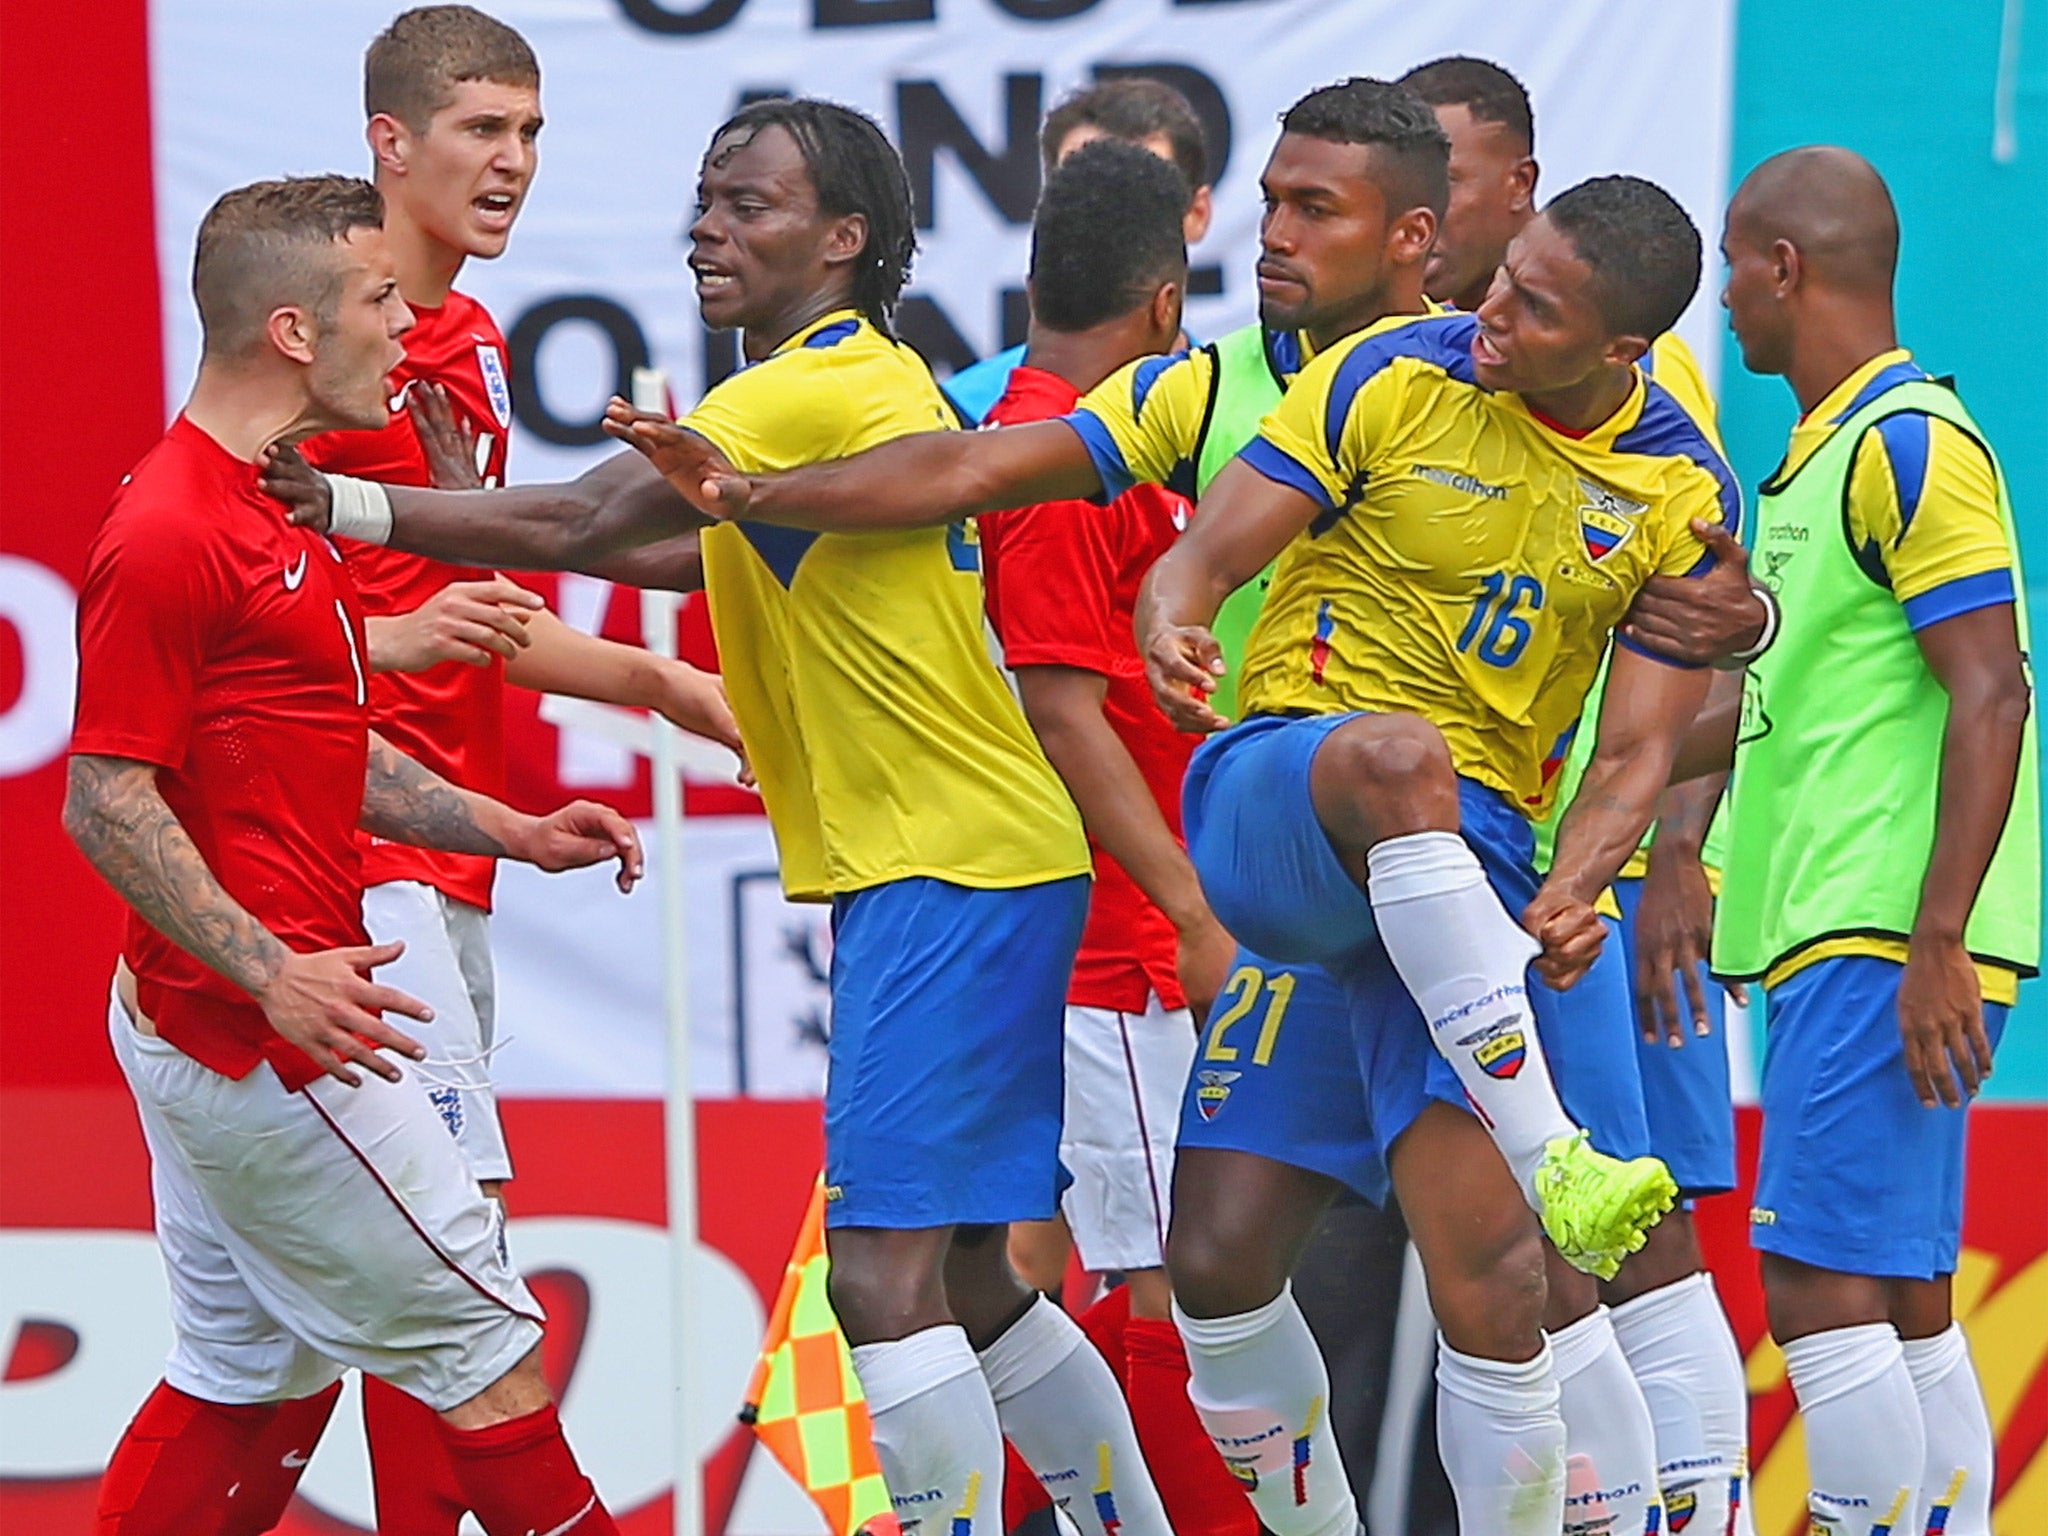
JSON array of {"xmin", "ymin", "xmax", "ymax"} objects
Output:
[
  {"xmin": 270, "ymin": 98, "xmax": 1175, "ymax": 1536},
  {"xmin": 1128, "ymin": 177, "xmax": 1733, "ymax": 1535},
  {"xmin": 1401, "ymin": 55, "xmax": 1756, "ymax": 1535}
]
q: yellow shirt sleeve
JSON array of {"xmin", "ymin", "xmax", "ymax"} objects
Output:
[
  {"xmin": 1238, "ymin": 340, "xmax": 1407, "ymax": 508},
  {"xmin": 1846, "ymin": 413, "xmax": 2015, "ymax": 628},
  {"xmin": 681, "ymin": 349, "xmax": 855, "ymax": 476},
  {"xmin": 1066, "ymin": 348, "xmax": 1214, "ymax": 497},
  {"xmin": 1650, "ymin": 468, "xmax": 1726, "ymax": 578},
  {"xmin": 1646, "ymin": 332, "xmax": 1726, "ymax": 454}
]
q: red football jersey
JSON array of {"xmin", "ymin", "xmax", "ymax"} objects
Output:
[
  {"xmin": 979, "ymin": 365, "xmax": 1197, "ymax": 1013},
  {"xmin": 73, "ymin": 416, "xmax": 373, "ymax": 1090},
  {"xmin": 302, "ymin": 290, "xmax": 514, "ymax": 911}
]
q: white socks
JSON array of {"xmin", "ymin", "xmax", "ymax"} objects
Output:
[
  {"xmin": 1367, "ymin": 831, "xmax": 1579, "ymax": 1203},
  {"xmin": 1781, "ymin": 1323, "xmax": 1922, "ymax": 1535},
  {"xmin": 1549, "ymin": 1307, "xmax": 1662, "ymax": 1536},
  {"xmin": 977, "ymin": 1296, "xmax": 1171, "ymax": 1536},
  {"xmin": 1173, "ymin": 1288, "xmax": 1355, "ymax": 1536},
  {"xmin": 1435, "ymin": 1338, "xmax": 1569, "ymax": 1535},
  {"xmin": 1902, "ymin": 1324, "xmax": 1993, "ymax": 1536},
  {"xmin": 852, "ymin": 1325, "xmax": 1005, "ymax": 1536},
  {"xmin": 1610, "ymin": 1272, "xmax": 1755, "ymax": 1533}
]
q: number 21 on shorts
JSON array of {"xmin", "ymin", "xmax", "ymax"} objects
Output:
[{"xmin": 1204, "ymin": 965, "xmax": 1296, "ymax": 1067}]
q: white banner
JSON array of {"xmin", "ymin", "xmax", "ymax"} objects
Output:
[{"xmin": 148, "ymin": 0, "xmax": 1736, "ymax": 1097}]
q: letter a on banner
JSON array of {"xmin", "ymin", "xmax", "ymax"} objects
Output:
[{"xmin": 741, "ymin": 1177, "xmax": 899, "ymax": 1536}]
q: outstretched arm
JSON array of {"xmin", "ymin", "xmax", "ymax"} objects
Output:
[
  {"xmin": 505, "ymin": 608, "xmax": 744, "ymax": 758},
  {"xmin": 362, "ymin": 733, "xmax": 644, "ymax": 892},
  {"xmin": 1135, "ymin": 457, "xmax": 1320, "ymax": 732},
  {"xmin": 262, "ymin": 444, "xmax": 707, "ymax": 576},
  {"xmin": 602, "ymin": 401, "xmax": 1103, "ymax": 531},
  {"xmin": 62, "ymin": 753, "xmax": 430, "ymax": 1085}
]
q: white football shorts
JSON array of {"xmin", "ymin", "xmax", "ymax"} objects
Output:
[
  {"xmin": 361, "ymin": 879, "xmax": 512, "ymax": 1183},
  {"xmin": 1059, "ymin": 995, "xmax": 1197, "ymax": 1272},
  {"xmin": 110, "ymin": 988, "xmax": 543, "ymax": 1411}
]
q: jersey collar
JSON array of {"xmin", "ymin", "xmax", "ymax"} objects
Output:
[
  {"xmin": 773, "ymin": 308, "xmax": 867, "ymax": 355},
  {"xmin": 1779, "ymin": 348, "xmax": 1922, "ymax": 480},
  {"xmin": 1518, "ymin": 365, "xmax": 1649, "ymax": 449}
]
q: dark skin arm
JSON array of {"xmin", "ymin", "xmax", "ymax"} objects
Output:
[
  {"xmin": 260, "ymin": 444, "xmax": 707, "ymax": 590},
  {"xmin": 1898, "ymin": 601, "xmax": 2030, "ymax": 1108},
  {"xmin": 1136, "ymin": 457, "xmax": 1315, "ymax": 733},
  {"xmin": 602, "ymin": 399, "xmax": 1104, "ymax": 530},
  {"xmin": 1015, "ymin": 665, "xmax": 1236, "ymax": 1020},
  {"xmin": 1621, "ymin": 519, "xmax": 1773, "ymax": 663},
  {"xmin": 1632, "ymin": 767, "xmax": 1735, "ymax": 1046},
  {"xmin": 1533, "ymin": 645, "xmax": 1715, "ymax": 987}
]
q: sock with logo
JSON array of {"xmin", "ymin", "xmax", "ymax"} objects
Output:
[
  {"xmin": 1435, "ymin": 1340, "xmax": 1570, "ymax": 1536},
  {"xmin": 96, "ymin": 1380, "xmax": 280, "ymax": 1536},
  {"xmin": 1172, "ymin": 1288, "xmax": 1355, "ymax": 1536},
  {"xmin": 1367, "ymin": 831, "xmax": 1580, "ymax": 1203},
  {"xmin": 1902, "ymin": 1324, "xmax": 1993, "ymax": 1536},
  {"xmin": 978, "ymin": 1295, "xmax": 1172, "ymax": 1536},
  {"xmin": 364, "ymin": 1372, "xmax": 469, "ymax": 1535},
  {"xmin": 1780, "ymin": 1323, "xmax": 1921, "ymax": 1535},
  {"xmin": 1609, "ymin": 1271, "xmax": 1755, "ymax": 1534},
  {"xmin": 438, "ymin": 1402, "xmax": 619, "ymax": 1536},
  {"xmin": 1549, "ymin": 1307, "xmax": 1662, "ymax": 1536},
  {"xmin": 853, "ymin": 1324, "xmax": 1006, "ymax": 1536},
  {"xmin": 1124, "ymin": 1315, "xmax": 1259, "ymax": 1536},
  {"xmin": 220, "ymin": 1380, "xmax": 344, "ymax": 1536}
]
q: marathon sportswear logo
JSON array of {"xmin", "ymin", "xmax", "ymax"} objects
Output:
[
  {"xmin": 1412, "ymin": 463, "xmax": 1509, "ymax": 500},
  {"xmin": 1195, "ymin": 1069, "xmax": 1240, "ymax": 1120},
  {"xmin": 1474, "ymin": 1030, "xmax": 1527, "ymax": 1080},
  {"xmin": 1749, "ymin": 1206, "xmax": 1777, "ymax": 1225},
  {"xmin": 477, "ymin": 344, "xmax": 514, "ymax": 428},
  {"xmin": 282, "ymin": 553, "xmax": 308, "ymax": 591},
  {"xmin": 1433, "ymin": 983, "xmax": 1526, "ymax": 1031}
]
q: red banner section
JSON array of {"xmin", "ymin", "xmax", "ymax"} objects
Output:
[{"xmin": 4, "ymin": 1097, "xmax": 2043, "ymax": 1534}]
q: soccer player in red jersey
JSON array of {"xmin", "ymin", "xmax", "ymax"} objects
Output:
[
  {"xmin": 978, "ymin": 142, "xmax": 1248, "ymax": 1536},
  {"xmin": 297, "ymin": 16, "xmax": 738, "ymax": 1526},
  {"xmin": 66, "ymin": 176, "xmax": 633, "ymax": 1536}
]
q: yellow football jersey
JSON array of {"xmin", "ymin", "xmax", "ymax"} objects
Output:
[
  {"xmin": 686, "ymin": 310, "xmax": 1089, "ymax": 899},
  {"xmin": 1235, "ymin": 310, "xmax": 1739, "ymax": 816}
]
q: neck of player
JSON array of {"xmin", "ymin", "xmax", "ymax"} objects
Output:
[
  {"xmin": 380, "ymin": 191, "xmax": 469, "ymax": 310},
  {"xmin": 182, "ymin": 367, "xmax": 330, "ymax": 462},
  {"xmin": 1304, "ymin": 271, "xmax": 1430, "ymax": 355},
  {"xmin": 1521, "ymin": 358, "xmax": 1637, "ymax": 435},
  {"xmin": 1023, "ymin": 318, "xmax": 1156, "ymax": 397},
  {"xmin": 1787, "ymin": 295, "xmax": 1899, "ymax": 415},
  {"xmin": 741, "ymin": 287, "xmax": 860, "ymax": 363}
]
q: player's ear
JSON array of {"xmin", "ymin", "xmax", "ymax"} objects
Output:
[
  {"xmin": 266, "ymin": 305, "xmax": 319, "ymax": 366},
  {"xmin": 1184, "ymin": 185, "xmax": 1215, "ymax": 247},
  {"xmin": 822, "ymin": 211, "xmax": 869, "ymax": 271},
  {"xmin": 1389, "ymin": 205, "xmax": 1437, "ymax": 265},
  {"xmin": 1512, "ymin": 155, "xmax": 1539, "ymax": 213},
  {"xmin": 1605, "ymin": 331, "xmax": 1651, "ymax": 369},
  {"xmin": 1150, "ymin": 278, "xmax": 1185, "ymax": 348},
  {"xmin": 1771, "ymin": 238, "xmax": 1802, "ymax": 297},
  {"xmin": 367, "ymin": 113, "xmax": 410, "ymax": 177}
]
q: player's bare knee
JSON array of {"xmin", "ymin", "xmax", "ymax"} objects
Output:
[
  {"xmin": 825, "ymin": 1233, "xmax": 952, "ymax": 1347},
  {"xmin": 1600, "ymin": 1207, "xmax": 1702, "ymax": 1307},
  {"xmin": 440, "ymin": 1345, "xmax": 550, "ymax": 1431},
  {"xmin": 1760, "ymin": 1251, "xmax": 1888, "ymax": 1344},
  {"xmin": 1316, "ymin": 714, "xmax": 1458, "ymax": 839},
  {"xmin": 1165, "ymin": 1217, "xmax": 1288, "ymax": 1320},
  {"xmin": 1429, "ymin": 1226, "xmax": 1547, "ymax": 1358}
]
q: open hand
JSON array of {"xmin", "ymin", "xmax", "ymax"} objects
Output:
[
  {"xmin": 1144, "ymin": 624, "xmax": 1230, "ymax": 734},
  {"xmin": 255, "ymin": 941, "xmax": 430, "ymax": 1088},
  {"xmin": 408, "ymin": 382, "xmax": 483, "ymax": 490},
  {"xmin": 1175, "ymin": 912, "xmax": 1238, "ymax": 1026},
  {"xmin": 369, "ymin": 576, "xmax": 544, "ymax": 671},
  {"xmin": 1521, "ymin": 884, "xmax": 1606, "ymax": 990},
  {"xmin": 259, "ymin": 444, "xmax": 333, "ymax": 532},
  {"xmin": 1632, "ymin": 855, "xmax": 1725, "ymax": 1046},
  {"xmin": 602, "ymin": 399, "xmax": 751, "ymax": 519},
  {"xmin": 1898, "ymin": 933, "xmax": 1994, "ymax": 1108},
  {"xmin": 1621, "ymin": 519, "xmax": 1767, "ymax": 665},
  {"xmin": 513, "ymin": 799, "xmax": 645, "ymax": 892}
]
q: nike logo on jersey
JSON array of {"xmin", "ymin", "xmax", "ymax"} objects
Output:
[
  {"xmin": 283, "ymin": 552, "xmax": 308, "ymax": 590},
  {"xmin": 280, "ymin": 1449, "xmax": 310, "ymax": 1468},
  {"xmin": 389, "ymin": 379, "xmax": 415, "ymax": 413},
  {"xmin": 526, "ymin": 1495, "xmax": 597, "ymax": 1536}
]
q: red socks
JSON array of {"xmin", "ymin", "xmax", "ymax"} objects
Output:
[
  {"xmin": 439, "ymin": 1402, "xmax": 619, "ymax": 1536},
  {"xmin": 219, "ymin": 1379, "xmax": 342, "ymax": 1536},
  {"xmin": 365, "ymin": 1372, "xmax": 470, "ymax": 1535},
  {"xmin": 1124, "ymin": 1317, "xmax": 1258, "ymax": 1536},
  {"xmin": 98, "ymin": 1380, "xmax": 279, "ymax": 1535}
]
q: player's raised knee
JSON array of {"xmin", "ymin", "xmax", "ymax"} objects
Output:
[{"xmin": 1430, "ymin": 1224, "xmax": 1548, "ymax": 1359}]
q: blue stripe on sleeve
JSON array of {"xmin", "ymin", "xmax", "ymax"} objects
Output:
[
  {"xmin": 1901, "ymin": 568, "xmax": 2016, "ymax": 630},
  {"xmin": 1871, "ymin": 411, "xmax": 1933, "ymax": 536},
  {"xmin": 1614, "ymin": 630, "xmax": 1708, "ymax": 670},
  {"xmin": 1613, "ymin": 382, "xmax": 1745, "ymax": 542},
  {"xmin": 1321, "ymin": 313, "xmax": 1479, "ymax": 461},
  {"xmin": 1238, "ymin": 437, "xmax": 1336, "ymax": 509},
  {"xmin": 1058, "ymin": 411, "xmax": 1133, "ymax": 502},
  {"xmin": 1129, "ymin": 355, "xmax": 1179, "ymax": 417}
]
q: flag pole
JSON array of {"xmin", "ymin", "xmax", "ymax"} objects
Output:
[{"xmin": 633, "ymin": 367, "xmax": 702, "ymax": 1536}]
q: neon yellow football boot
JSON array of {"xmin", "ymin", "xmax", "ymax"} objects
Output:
[{"xmin": 1535, "ymin": 1129, "xmax": 1677, "ymax": 1281}]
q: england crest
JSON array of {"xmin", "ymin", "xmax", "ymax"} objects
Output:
[{"xmin": 476, "ymin": 343, "xmax": 513, "ymax": 428}]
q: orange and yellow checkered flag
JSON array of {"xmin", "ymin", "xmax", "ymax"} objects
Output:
[{"xmin": 741, "ymin": 1176, "xmax": 899, "ymax": 1536}]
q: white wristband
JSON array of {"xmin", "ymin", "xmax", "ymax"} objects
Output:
[
  {"xmin": 1713, "ymin": 582, "xmax": 1780, "ymax": 670},
  {"xmin": 324, "ymin": 473, "xmax": 393, "ymax": 546}
]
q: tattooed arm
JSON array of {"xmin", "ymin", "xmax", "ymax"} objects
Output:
[
  {"xmin": 361, "ymin": 733, "xmax": 645, "ymax": 890},
  {"xmin": 62, "ymin": 753, "xmax": 430, "ymax": 1085}
]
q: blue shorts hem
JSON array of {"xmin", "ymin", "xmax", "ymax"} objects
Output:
[{"xmin": 1750, "ymin": 1224, "xmax": 1955, "ymax": 1283}]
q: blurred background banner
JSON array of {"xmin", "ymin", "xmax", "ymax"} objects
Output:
[{"xmin": 1, "ymin": 2, "xmax": 2041, "ymax": 1533}]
